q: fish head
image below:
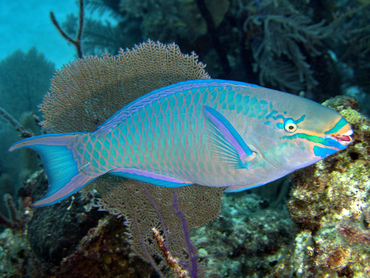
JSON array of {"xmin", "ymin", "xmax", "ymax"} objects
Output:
[{"xmin": 247, "ymin": 94, "xmax": 352, "ymax": 171}]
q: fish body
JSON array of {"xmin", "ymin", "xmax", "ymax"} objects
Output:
[{"xmin": 10, "ymin": 79, "xmax": 352, "ymax": 206}]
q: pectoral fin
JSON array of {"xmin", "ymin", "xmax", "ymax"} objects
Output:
[{"xmin": 202, "ymin": 106, "xmax": 256, "ymax": 169}]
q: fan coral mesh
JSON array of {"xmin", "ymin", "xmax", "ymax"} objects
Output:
[
  {"xmin": 95, "ymin": 177, "xmax": 224, "ymax": 277},
  {"xmin": 39, "ymin": 39, "xmax": 210, "ymax": 133}
]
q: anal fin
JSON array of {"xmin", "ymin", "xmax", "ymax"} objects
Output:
[
  {"xmin": 225, "ymin": 183, "xmax": 264, "ymax": 192},
  {"xmin": 109, "ymin": 168, "xmax": 192, "ymax": 188}
]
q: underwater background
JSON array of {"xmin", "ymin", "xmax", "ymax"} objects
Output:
[{"xmin": 0, "ymin": 0, "xmax": 369, "ymax": 277}]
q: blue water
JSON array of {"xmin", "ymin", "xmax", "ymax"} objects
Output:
[{"xmin": 0, "ymin": 0, "xmax": 77, "ymax": 68}]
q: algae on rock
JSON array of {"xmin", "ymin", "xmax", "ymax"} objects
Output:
[{"xmin": 286, "ymin": 96, "xmax": 370, "ymax": 277}]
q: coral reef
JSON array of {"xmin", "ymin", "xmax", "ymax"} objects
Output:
[
  {"xmin": 120, "ymin": 0, "xmax": 195, "ymax": 43},
  {"xmin": 0, "ymin": 170, "xmax": 42, "ymax": 277},
  {"xmin": 191, "ymin": 192, "xmax": 298, "ymax": 277},
  {"xmin": 27, "ymin": 178, "xmax": 106, "ymax": 272},
  {"xmin": 287, "ymin": 96, "xmax": 370, "ymax": 277},
  {"xmin": 328, "ymin": 1, "xmax": 370, "ymax": 99},
  {"xmin": 1, "ymin": 0, "xmax": 369, "ymax": 275},
  {"xmin": 0, "ymin": 228, "xmax": 39, "ymax": 277},
  {"xmin": 62, "ymin": 0, "xmax": 369, "ymax": 102},
  {"xmin": 0, "ymin": 194, "xmax": 28, "ymax": 230},
  {"xmin": 240, "ymin": 0, "xmax": 328, "ymax": 93},
  {"xmin": 63, "ymin": 0, "xmax": 232, "ymax": 76},
  {"xmin": 0, "ymin": 170, "xmax": 156, "ymax": 278},
  {"xmin": 0, "ymin": 169, "xmax": 37, "ymax": 233},
  {"xmin": 64, "ymin": 0, "xmax": 230, "ymax": 58},
  {"xmin": 55, "ymin": 215, "xmax": 155, "ymax": 278},
  {"xmin": 152, "ymin": 227, "xmax": 190, "ymax": 278},
  {"xmin": 0, "ymin": 174, "xmax": 14, "ymax": 217}
]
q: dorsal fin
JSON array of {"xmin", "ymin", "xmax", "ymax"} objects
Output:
[{"xmin": 93, "ymin": 79, "xmax": 260, "ymax": 136}]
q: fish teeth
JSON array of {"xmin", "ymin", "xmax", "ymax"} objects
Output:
[{"xmin": 342, "ymin": 129, "xmax": 353, "ymax": 136}]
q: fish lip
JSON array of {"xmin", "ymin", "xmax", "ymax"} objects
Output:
[{"xmin": 329, "ymin": 129, "xmax": 353, "ymax": 146}]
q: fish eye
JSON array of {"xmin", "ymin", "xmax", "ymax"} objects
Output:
[{"xmin": 284, "ymin": 118, "xmax": 297, "ymax": 133}]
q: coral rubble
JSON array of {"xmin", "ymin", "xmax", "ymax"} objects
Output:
[
  {"xmin": 56, "ymin": 215, "xmax": 155, "ymax": 278},
  {"xmin": 287, "ymin": 96, "xmax": 370, "ymax": 277},
  {"xmin": 191, "ymin": 192, "xmax": 298, "ymax": 277}
]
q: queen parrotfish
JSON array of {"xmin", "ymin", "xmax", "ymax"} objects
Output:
[{"xmin": 9, "ymin": 79, "xmax": 353, "ymax": 207}]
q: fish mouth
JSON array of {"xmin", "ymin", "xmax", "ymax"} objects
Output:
[{"xmin": 329, "ymin": 129, "xmax": 353, "ymax": 146}]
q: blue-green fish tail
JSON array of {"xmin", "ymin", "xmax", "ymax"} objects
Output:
[{"xmin": 9, "ymin": 133, "xmax": 99, "ymax": 207}]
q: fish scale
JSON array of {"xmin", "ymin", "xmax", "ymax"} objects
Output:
[
  {"xmin": 76, "ymin": 86, "xmax": 223, "ymax": 183},
  {"xmin": 9, "ymin": 79, "xmax": 352, "ymax": 206}
]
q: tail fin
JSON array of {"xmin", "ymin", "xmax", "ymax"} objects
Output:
[{"xmin": 9, "ymin": 133, "xmax": 99, "ymax": 207}]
